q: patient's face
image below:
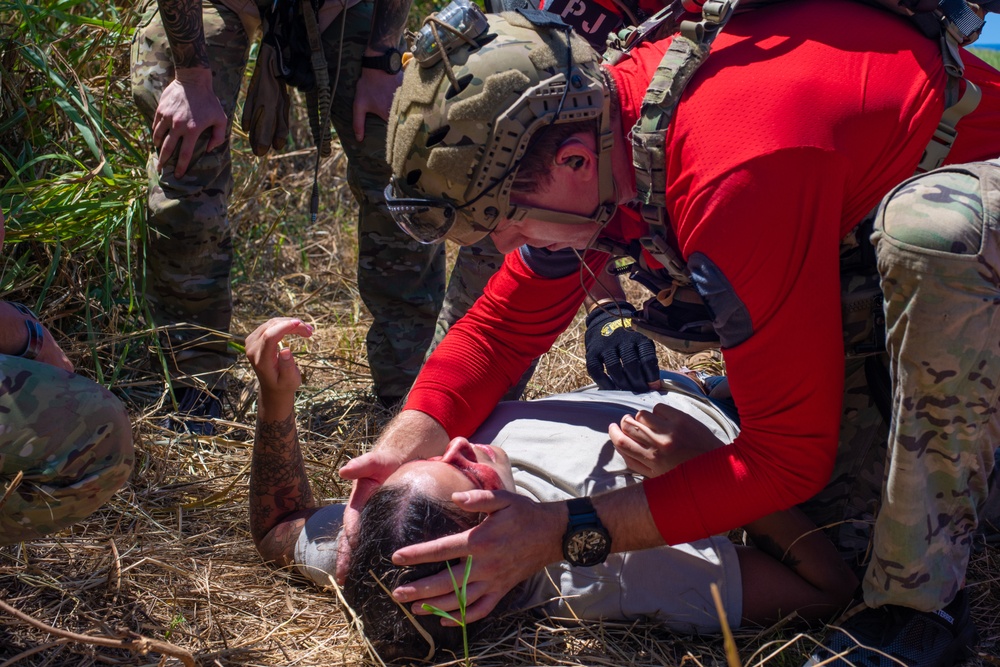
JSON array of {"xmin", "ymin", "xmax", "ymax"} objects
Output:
[{"xmin": 385, "ymin": 437, "xmax": 516, "ymax": 500}]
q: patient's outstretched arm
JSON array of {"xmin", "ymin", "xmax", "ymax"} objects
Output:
[{"xmin": 246, "ymin": 318, "xmax": 320, "ymax": 566}]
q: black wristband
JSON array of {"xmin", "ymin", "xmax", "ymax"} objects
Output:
[
  {"xmin": 361, "ymin": 48, "xmax": 403, "ymax": 74},
  {"xmin": 585, "ymin": 300, "xmax": 635, "ymax": 327},
  {"xmin": 18, "ymin": 319, "xmax": 44, "ymax": 360}
]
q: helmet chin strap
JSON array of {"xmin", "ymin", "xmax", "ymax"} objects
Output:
[{"xmin": 505, "ymin": 87, "xmax": 619, "ymax": 229}]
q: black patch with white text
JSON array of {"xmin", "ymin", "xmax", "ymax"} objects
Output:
[{"xmin": 544, "ymin": 0, "xmax": 624, "ymax": 49}]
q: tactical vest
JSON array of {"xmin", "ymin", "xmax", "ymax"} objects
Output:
[{"xmin": 593, "ymin": 0, "xmax": 984, "ymax": 359}]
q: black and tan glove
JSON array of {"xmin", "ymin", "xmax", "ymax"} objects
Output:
[
  {"xmin": 241, "ymin": 41, "xmax": 291, "ymax": 157},
  {"xmin": 585, "ymin": 301, "xmax": 660, "ymax": 392}
]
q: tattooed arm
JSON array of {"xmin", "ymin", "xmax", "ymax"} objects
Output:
[
  {"xmin": 366, "ymin": 0, "xmax": 410, "ymax": 55},
  {"xmin": 246, "ymin": 318, "xmax": 319, "ymax": 566},
  {"xmin": 250, "ymin": 407, "xmax": 319, "ymax": 565},
  {"xmin": 151, "ymin": 0, "xmax": 228, "ymax": 177},
  {"xmin": 157, "ymin": 0, "xmax": 209, "ymax": 70}
]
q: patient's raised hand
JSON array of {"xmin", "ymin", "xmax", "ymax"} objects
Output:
[
  {"xmin": 608, "ymin": 403, "xmax": 725, "ymax": 477},
  {"xmin": 245, "ymin": 317, "xmax": 313, "ymax": 402}
]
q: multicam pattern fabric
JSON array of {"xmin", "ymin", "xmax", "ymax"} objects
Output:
[
  {"xmin": 427, "ymin": 236, "xmax": 536, "ymax": 400},
  {"xmin": 130, "ymin": 0, "xmax": 444, "ymax": 399},
  {"xmin": 387, "ymin": 11, "xmax": 604, "ymax": 244},
  {"xmin": 0, "ymin": 355, "xmax": 134, "ymax": 545},
  {"xmin": 860, "ymin": 161, "xmax": 1000, "ymax": 611},
  {"xmin": 131, "ymin": 0, "xmax": 246, "ymax": 392}
]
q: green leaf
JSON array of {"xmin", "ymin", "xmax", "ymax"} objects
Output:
[{"xmin": 420, "ymin": 603, "xmax": 460, "ymax": 625}]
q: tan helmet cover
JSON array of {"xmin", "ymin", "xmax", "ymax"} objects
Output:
[{"xmin": 387, "ymin": 11, "xmax": 610, "ymax": 245}]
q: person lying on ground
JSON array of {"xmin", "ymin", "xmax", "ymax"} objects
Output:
[
  {"xmin": 245, "ymin": 316, "xmax": 857, "ymax": 661},
  {"xmin": 341, "ymin": 3, "xmax": 1000, "ymax": 665},
  {"xmin": 0, "ymin": 209, "xmax": 134, "ymax": 546}
]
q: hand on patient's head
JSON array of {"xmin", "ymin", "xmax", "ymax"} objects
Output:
[
  {"xmin": 245, "ymin": 317, "xmax": 313, "ymax": 398},
  {"xmin": 342, "ymin": 483, "xmax": 489, "ymax": 661}
]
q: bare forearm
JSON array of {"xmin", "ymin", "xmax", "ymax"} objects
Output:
[
  {"xmin": 374, "ymin": 408, "xmax": 450, "ymax": 461},
  {"xmin": 367, "ymin": 0, "xmax": 410, "ymax": 53},
  {"xmin": 0, "ymin": 302, "xmax": 29, "ymax": 355},
  {"xmin": 157, "ymin": 0, "xmax": 209, "ymax": 70},
  {"xmin": 592, "ymin": 484, "xmax": 665, "ymax": 553},
  {"xmin": 249, "ymin": 403, "xmax": 315, "ymax": 555},
  {"xmin": 743, "ymin": 508, "xmax": 858, "ymax": 597}
]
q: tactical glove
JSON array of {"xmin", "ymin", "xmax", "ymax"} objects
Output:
[
  {"xmin": 585, "ymin": 301, "xmax": 659, "ymax": 392},
  {"xmin": 241, "ymin": 41, "xmax": 291, "ymax": 157}
]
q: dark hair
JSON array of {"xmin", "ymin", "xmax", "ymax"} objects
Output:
[
  {"xmin": 511, "ymin": 120, "xmax": 599, "ymax": 195},
  {"xmin": 511, "ymin": 69, "xmax": 616, "ymax": 196},
  {"xmin": 343, "ymin": 484, "xmax": 501, "ymax": 662}
]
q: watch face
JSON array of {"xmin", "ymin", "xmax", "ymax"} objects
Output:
[
  {"xmin": 565, "ymin": 527, "xmax": 610, "ymax": 567},
  {"xmin": 388, "ymin": 51, "xmax": 402, "ymax": 73}
]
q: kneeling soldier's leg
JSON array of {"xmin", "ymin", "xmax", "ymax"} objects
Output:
[
  {"xmin": 0, "ymin": 356, "xmax": 134, "ymax": 545},
  {"xmin": 866, "ymin": 162, "xmax": 1000, "ymax": 611}
]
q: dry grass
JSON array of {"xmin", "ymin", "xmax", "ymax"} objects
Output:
[{"xmin": 2, "ymin": 127, "xmax": 999, "ymax": 667}]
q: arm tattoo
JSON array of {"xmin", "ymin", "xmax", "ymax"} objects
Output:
[
  {"xmin": 158, "ymin": 0, "xmax": 210, "ymax": 69},
  {"xmin": 249, "ymin": 412, "xmax": 315, "ymax": 545},
  {"xmin": 368, "ymin": 0, "xmax": 411, "ymax": 52}
]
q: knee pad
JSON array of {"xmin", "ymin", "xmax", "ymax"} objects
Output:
[{"xmin": 878, "ymin": 168, "xmax": 985, "ymax": 255}]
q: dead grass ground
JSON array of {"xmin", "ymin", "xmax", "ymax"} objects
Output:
[{"xmin": 2, "ymin": 132, "xmax": 999, "ymax": 667}]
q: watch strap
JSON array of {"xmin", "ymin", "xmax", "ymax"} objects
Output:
[
  {"xmin": 361, "ymin": 48, "xmax": 401, "ymax": 73},
  {"xmin": 566, "ymin": 497, "xmax": 598, "ymax": 526}
]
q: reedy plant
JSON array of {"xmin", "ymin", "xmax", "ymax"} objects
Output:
[{"xmin": 1, "ymin": 0, "xmax": 153, "ymax": 388}]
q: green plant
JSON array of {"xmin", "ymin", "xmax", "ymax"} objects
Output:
[
  {"xmin": 969, "ymin": 46, "xmax": 1000, "ymax": 71},
  {"xmin": 163, "ymin": 612, "xmax": 186, "ymax": 640},
  {"xmin": 421, "ymin": 556, "xmax": 473, "ymax": 667}
]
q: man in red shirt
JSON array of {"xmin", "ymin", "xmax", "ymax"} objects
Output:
[{"xmin": 340, "ymin": 2, "xmax": 1000, "ymax": 665}]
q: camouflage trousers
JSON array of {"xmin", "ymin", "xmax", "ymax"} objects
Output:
[
  {"xmin": 801, "ymin": 160, "xmax": 1000, "ymax": 612},
  {"xmin": 0, "ymin": 355, "xmax": 133, "ymax": 546},
  {"xmin": 425, "ymin": 238, "xmax": 539, "ymax": 401},
  {"xmin": 131, "ymin": 0, "xmax": 444, "ymax": 399}
]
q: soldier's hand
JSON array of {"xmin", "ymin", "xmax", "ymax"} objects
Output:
[
  {"xmin": 353, "ymin": 65, "xmax": 402, "ymax": 141},
  {"xmin": 336, "ymin": 410, "xmax": 451, "ymax": 583},
  {"xmin": 585, "ymin": 301, "xmax": 661, "ymax": 392},
  {"xmin": 153, "ymin": 68, "xmax": 227, "ymax": 178},
  {"xmin": 35, "ymin": 324, "xmax": 73, "ymax": 372},
  {"xmin": 0, "ymin": 302, "xmax": 73, "ymax": 373},
  {"xmin": 245, "ymin": 317, "xmax": 314, "ymax": 399}
]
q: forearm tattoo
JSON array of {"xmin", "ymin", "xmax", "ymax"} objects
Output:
[
  {"xmin": 158, "ymin": 0, "xmax": 210, "ymax": 69},
  {"xmin": 249, "ymin": 412, "xmax": 314, "ymax": 544},
  {"xmin": 747, "ymin": 530, "xmax": 803, "ymax": 571},
  {"xmin": 369, "ymin": 0, "xmax": 411, "ymax": 51}
]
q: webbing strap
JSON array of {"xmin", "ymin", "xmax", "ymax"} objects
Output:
[
  {"xmin": 915, "ymin": 28, "xmax": 981, "ymax": 174},
  {"xmin": 631, "ymin": 0, "xmax": 737, "ymax": 207}
]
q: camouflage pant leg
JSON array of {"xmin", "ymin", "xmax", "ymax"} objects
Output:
[
  {"xmin": 130, "ymin": 0, "xmax": 251, "ymax": 391},
  {"xmin": 0, "ymin": 356, "xmax": 134, "ymax": 546},
  {"xmin": 322, "ymin": 2, "xmax": 445, "ymax": 400},
  {"xmin": 798, "ymin": 354, "xmax": 889, "ymax": 575},
  {"xmin": 863, "ymin": 161, "xmax": 1000, "ymax": 611},
  {"xmin": 425, "ymin": 238, "xmax": 537, "ymax": 400}
]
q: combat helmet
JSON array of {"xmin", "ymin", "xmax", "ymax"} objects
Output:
[{"xmin": 385, "ymin": 2, "xmax": 617, "ymax": 245}]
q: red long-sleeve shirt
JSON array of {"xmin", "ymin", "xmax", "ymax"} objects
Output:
[{"xmin": 407, "ymin": 0, "xmax": 1000, "ymax": 545}]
